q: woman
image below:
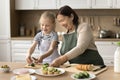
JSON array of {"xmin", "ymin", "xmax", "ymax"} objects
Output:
[{"xmin": 51, "ymin": 5, "xmax": 104, "ymax": 67}]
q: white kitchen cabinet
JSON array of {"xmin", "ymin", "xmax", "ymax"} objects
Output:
[
  {"xmin": 95, "ymin": 41, "xmax": 118, "ymax": 66},
  {"xmin": 11, "ymin": 40, "xmax": 39, "ymax": 62},
  {"xmin": 15, "ymin": 0, "xmax": 56, "ymax": 10},
  {"xmin": 15, "ymin": 0, "xmax": 36, "ymax": 10},
  {"xmin": 0, "ymin": 0, "xmax": 10, "ymax": 39},
  {"xmin": 0, "ymin": 0, "xmax": 11, "ymax": 61},
  {"xmin": 113, "ymin": 0, "xmax": 120, "ymax": 8},
  {"xmin": 0, "ymin": 40, "xmax": 11, "ymax": 61},
  {"xmin": 37, "ymin": 0, "xmax": 56, "ymax": 9},
  {"xmin": 57, "ymin": 0, "xmax": 91, "ymax": 9},
  {"xmin": 15, "ymin": 0, "xmax": 120, "ymax": 10},
  {"xmin": 92, "ymin": 0, "xmax": 112, "ymax": 9}
]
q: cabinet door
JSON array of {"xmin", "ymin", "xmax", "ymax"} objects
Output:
[
  {"xmin": 57, "ymin": 0, "xmax": 91, "ymax": 9},
  {"xmin": 0, "ymin": 40, "xmax": 11, "ymax": 61},
  {"xmin": 15, "ymin": 0, "xmax": 36, "ymax": 10},
  {"xmin": 0, "ymin": 0, "xmax": 10, "ymax": 39},
  {"xmin": 103, "ymin": 57, "xmax": 114, "ymax": 66},
  {"xmin": 113, "ymin": 0, "xmax": 120, "ymax": 8},
  {"xmin": 95, "ymin": 41, "xmax": 117, "ymax": 66},
  {"xmin": 95, "ymin": 41, "xmax": 117, "ymax": 57},
  {"xmin": 11, "ymin": 40, "xmax": 31, "ymax": 62},
  {"xmin": 37, "ymin": 0, "xmax": 56, "ymax": 9},
  {"xmin": 92, "ymin": 0, "xmax": 112, "ymax": 9},
  {"xmin": 11, "ymin": 40, "xmax": 39, "ymax": 62}
]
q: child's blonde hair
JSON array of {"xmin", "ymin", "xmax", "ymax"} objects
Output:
[
  {"xmin": 39, "ymin": 11, "xmax": 56, "ymax": 31},
  {"xmin": 39, "ymin": 11, "xmax": 56, "ymax": 24}
]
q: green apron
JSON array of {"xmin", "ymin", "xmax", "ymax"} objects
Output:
[{"xmin": 60, "ymin": 31, "xmax": 104, "ymax": 65}]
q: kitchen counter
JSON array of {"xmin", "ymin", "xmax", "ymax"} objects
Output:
[
  {"xmin": 0, "ymin": 62, "xmax": 120, "ymax": 80},
  {"xmin": 95, "ymin": 38, "xmax": 120, "ymax": 41},
  {"xmin": 11, "ymin": 37, "xmax": 120, "ymax": 41},
  {"xmin": 11, "ymin": 37, "xmax": 34, "ymax": 40}
]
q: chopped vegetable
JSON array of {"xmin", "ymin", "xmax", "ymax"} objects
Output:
[
  {"xmin": 74, "ymin": 71, "xmax": 90, "ymax": 79},
  {"xmin": 41, "ymin": 63, "xmax": 61, "ymax": 75},
  {"xmin": 1, "ymin": 65, "xmax": 9, "ymax": 68},
  {"xmin": 28, "ymin": 63, "xmax": 35, "ymax": 67},
  {"xmin": 116, "ymin": 42, "xmax": 120, "ymax": 46}
]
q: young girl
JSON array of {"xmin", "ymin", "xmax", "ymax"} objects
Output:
[{"xmin": 26, "ymin": 11, "xmax": 60, "ymax": 64}]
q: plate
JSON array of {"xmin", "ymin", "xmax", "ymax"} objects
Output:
[
  {"xmin": 35, "ymin": 68, "xmax": 65, "ymax": 76},
  {"xmin": 13, "ymin": 68, "xmax": 35, "ymax": 74},
  {"xmin": 71, "ymin": 73, "xmax": 96, "ymax": 80},
  {"xmin": 11, "ymin": 75, "xmax": 36, "ymax": 80}
]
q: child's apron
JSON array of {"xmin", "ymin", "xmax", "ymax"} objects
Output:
[{"xmin": 39, "ymin": 35, "xmax": 59, "ymax": 64}]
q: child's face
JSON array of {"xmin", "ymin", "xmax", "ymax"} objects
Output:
[{"xmin": 40, "ymin": 17, "xmax": 54, "ymax": 34}]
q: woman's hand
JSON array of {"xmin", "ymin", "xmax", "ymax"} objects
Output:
[
  {"xmin": 50, "ymin": 55, "xmax": 68, "ymax": 67},
  {"xmin": 26, "ymin": 56, "xmax": 33, "ymax": 64}
]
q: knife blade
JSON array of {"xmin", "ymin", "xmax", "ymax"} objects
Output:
[{"xmin": 93, "ymin": 65, "xmax": 106, "ymax": 72}]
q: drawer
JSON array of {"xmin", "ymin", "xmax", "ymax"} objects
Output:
[{"xmin": 103, "ymin": 57, "xmax": 114, "ymax": 66}]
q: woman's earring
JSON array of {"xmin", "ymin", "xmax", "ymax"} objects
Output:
[{"xmin": 70, "ymin": 14, "xmax": 74, "ymax": 20}]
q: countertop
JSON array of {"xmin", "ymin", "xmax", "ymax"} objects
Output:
[
  {"xmin": 11, "ymin": 37, "xmax": 120, "ymax": 41},
  {"xmin": 0, "ymin": 62, "xmax": 120, "ymax": 80},
  {"xmin": 95, "ymin": 38, "xmax": 120, "ymax": 41},
  {"xmin": 11, "ymin": 37, "xmax": 34, "ymax": 40}
]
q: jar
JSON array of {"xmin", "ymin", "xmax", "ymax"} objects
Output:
[
  {"xmin": 19, "ymin": 24, "xmax": 25, "ymax": 36},
  {"xmin": 116, "ymin": 33, "xmax": 120, "ymax": 38},
  {"xmin": 114, "ymin": 47, "xmax": 120, "ymax": 73}
]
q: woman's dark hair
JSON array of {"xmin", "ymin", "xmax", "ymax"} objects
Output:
[{"xmin": 57, "ymin": 5, "xmax": 79, "ymax": 28}]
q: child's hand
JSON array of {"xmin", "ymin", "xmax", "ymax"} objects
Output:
[
  {"xmin": 26, "ymin": 56, "xmax": 33, "ymax": 64},
  {"xmin": 32, "ymin": 57, "xmax": 38, "ymax": 64},
  {"xmin": 36, "ymin": 56, "xmax": 43, "ymax": 63}
]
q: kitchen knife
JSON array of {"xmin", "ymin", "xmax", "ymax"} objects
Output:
[{"xmin": 93, "ymin": 65, "xmax": 106, "ymax": 72}]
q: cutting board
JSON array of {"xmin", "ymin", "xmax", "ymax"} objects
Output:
[
  {"xmin": 24, "ymin": 64, "xmax": 42, "ymax": 69},
  {"xmin": 61, "ymin": 64, "xmax": 108, "ymax": 75},
  {"xmin": 92, "ymin": 66, "xmax": 108, "ymax": 75}
]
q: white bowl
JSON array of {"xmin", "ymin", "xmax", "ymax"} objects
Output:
[{"xmin": 0, "ymin": 67, "xmax": 10, "ymax": 73}]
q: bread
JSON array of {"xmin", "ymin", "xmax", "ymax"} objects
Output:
[
  {"xmin": 16, "ymin": 74, "xmax": 31, "ymax": 80},
  {"xmin": 76, "ymin": 64, "xmax": 94, "ymax": 71}
]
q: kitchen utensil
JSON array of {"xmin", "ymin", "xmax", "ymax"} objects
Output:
[
  {"xmin": 89, "ymin": 16, "xmax": 95, "ymax": 31},
  {"xmin": 93, "ymin": 65, "xmax": 106, "ymax": 72},
  {"xmin": 99, "ymin": 30, "xmax": 112, "ymax": 38}
]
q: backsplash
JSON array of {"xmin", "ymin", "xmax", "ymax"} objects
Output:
[{"xmin": 11, "ymin": 10, "xmax": 120, "ymax": 38}]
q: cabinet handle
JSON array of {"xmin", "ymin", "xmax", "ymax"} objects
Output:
[
  {"xmin": 111, "ymin": 61, "xmax": 114, "ymax": 64},
  {"xmin": 34, "ymin": 0, "xmax": 38, "ymax": 9},
  {"xmin": 110, "ymin": 0, "xmax": 113, "ymax": 8}
]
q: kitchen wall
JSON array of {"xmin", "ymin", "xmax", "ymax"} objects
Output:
[
  {"xmin": 10, "ymin": 0, "xmax": 120, "ymax": 38},
  {"xmin": 12, "ymin": 10, "xmax": 120, "ymax": 37}
]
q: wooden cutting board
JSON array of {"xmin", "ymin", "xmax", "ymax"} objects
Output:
[
  {"xmin": 61, "ymin": 64, "xmax": 108, "ymax": 75},
  {"xmin": 92, "ymin": 66, "xmax": 108, "ymax": 75},
  {"xmin": 24, "ymin": 64, "xmax": 42, "ymax": 69}
]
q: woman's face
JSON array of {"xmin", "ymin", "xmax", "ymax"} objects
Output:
[
  {"xmin": 40, "ymin": 17, "xmax": 54, "ymax": 34},
  {"xmin": 57, "ymin": 14, "xmax": 74, "ymax": 30}
]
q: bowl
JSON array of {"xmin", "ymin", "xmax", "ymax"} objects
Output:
[
  {"xmin": 0, "ymin": 67, "xmax": 10, "ymax": 73},
  {"xmin": 0, "ymin": 65, "xmax": 10, "ymax": 73}
]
